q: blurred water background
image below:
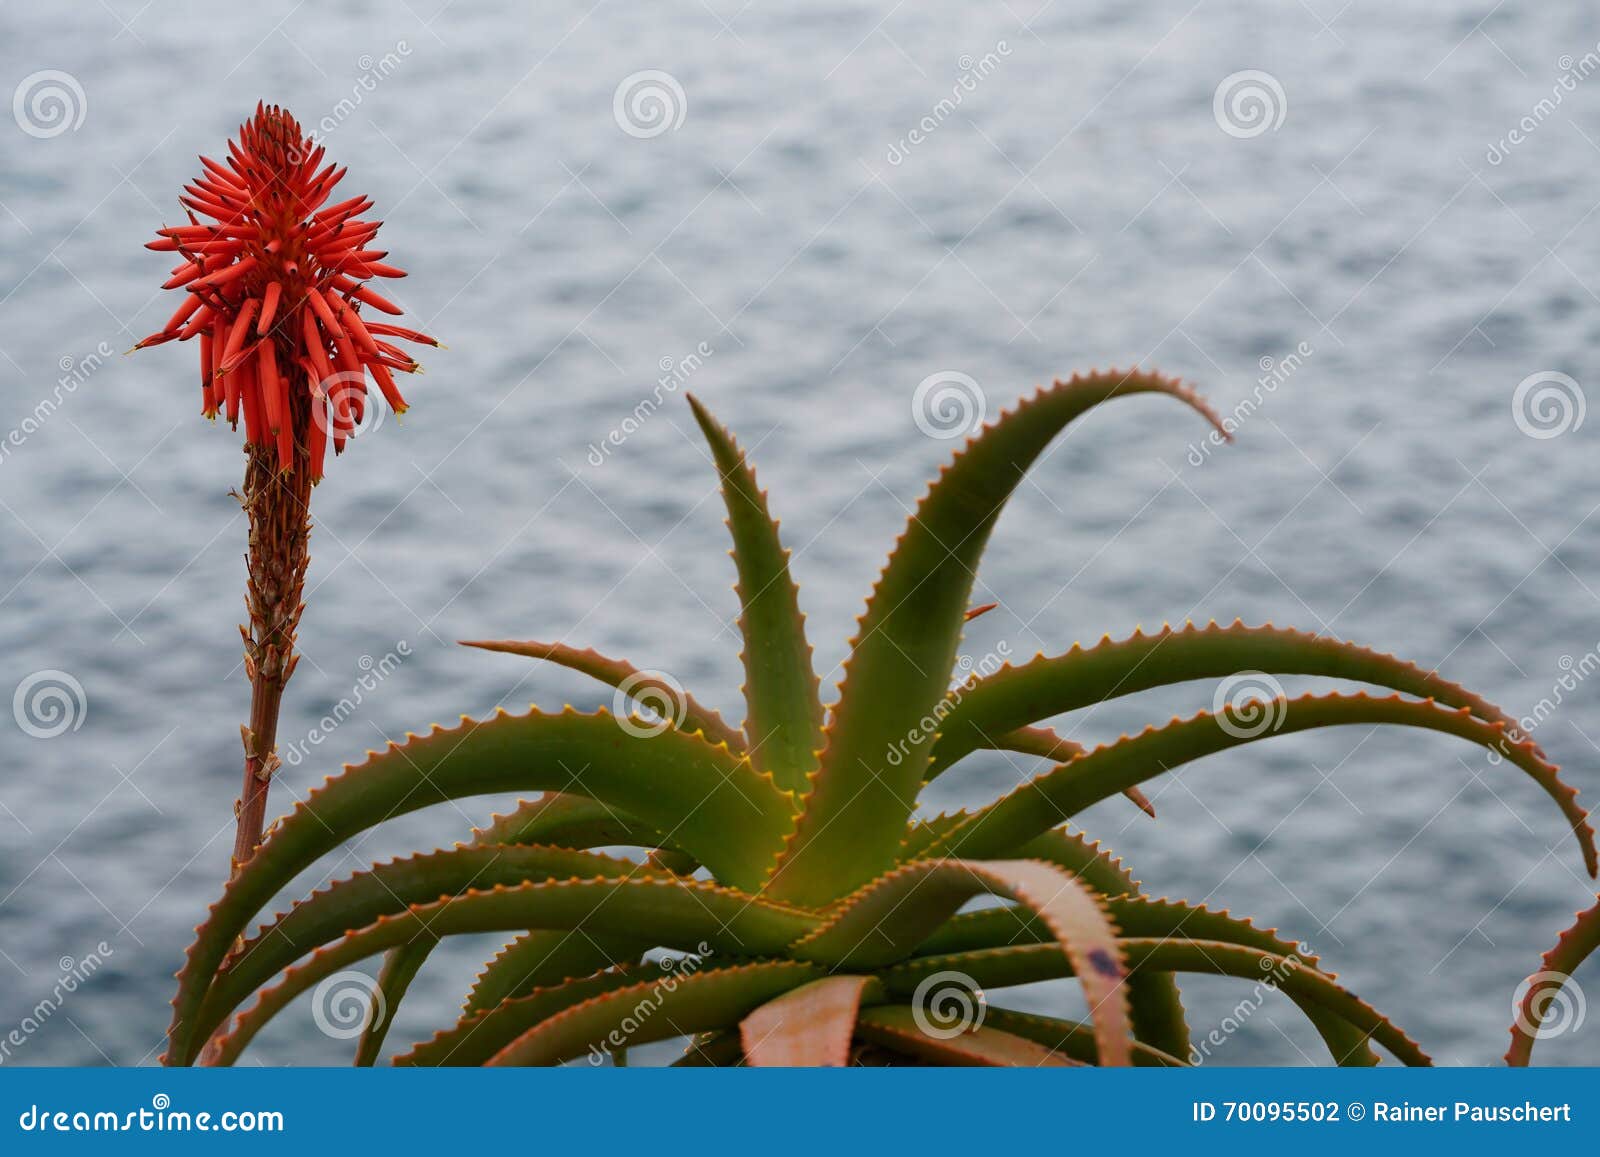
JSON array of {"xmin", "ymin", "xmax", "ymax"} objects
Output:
[{"xmin": 1, "ymin": 0, "xmax": 1598, "ymax": 1065}]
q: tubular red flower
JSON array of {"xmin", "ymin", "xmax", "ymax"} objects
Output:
[{"xmin": 136, "ymin": 103, "xmax": 438, "ymax": 483}]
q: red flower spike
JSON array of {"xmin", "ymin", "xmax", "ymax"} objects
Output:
[{"xmin": 135, "ymin": 104, "xmax": 438, "ymax": 480}]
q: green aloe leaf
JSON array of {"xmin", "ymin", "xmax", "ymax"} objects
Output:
[
  {"xmin": 792, "ymin": 858, "xmax": 1134, "ymax": 1066},
  {"xmin": 670, "ymin": 1031, "xmax": 748, "ymax": 1067},
  {"xmin": 165, "ymin": 709, "xmax": 796, "ymax": 1065},
  {"xmin": 917, "ymin": 894, "xmax": 1375, "ymax": 1065},
  {"xmin": 1005, "ymin": 828, "xmax": 1189, "ymax": 1059},
  {"xmin": 396, "ymin": 966, "xmax": 654, "ymax": 1066},
  {"xmin": 854, "ymin": 1006, "xmax": 1077, "ymax": 1066},
  {"xmin": 199, "ymin": 877, "xmax": 816, "ymax": 1065},
  {"xmin": 207, "ymin": 846, "xmax": 664, "ymax": 1046},
  {"xmin": 486, "ymin": 960, "xmax": 824, "ymax": 1066},
  {"xmin": 978, "ymin": 1007, "xmax": 1187, "ymax": 1067},
  {"xmin": 354, "ymin": 939, "xmax": 429, "ymax": 1067},
  {"xmin": 927, "ymin": 620, "xmax": 1538, "ymax": 780},
  {"xmin": 689, "ymin": 394, "xmax": 825, "ymax": 791},
  {"xmin": 461, "ymin": 641, "xmax": 747, "ymax": 753},
  {"xmin": 461, "ymin": 930, "xmax": 644, "ymax": 1017},
  {"xmin": 1506, "ymin": 894, "xmax": 1600, "ymax": 1066},
  {"xmin": 357, "ymin": 790, "xmax": 668, "ymax": 1064},
  {"xmin": 984, "ymin": 726, "xmax": 1154, "ymax": 817},
  {"xmin": 768, "ymin": 370, "xmax": 1227, "ymax": 906},
  {"xmin": 889, "ymin": 938, "xmax": 1429, "ymax": 1065},
  {"xmin": 922, "ymin": 693, "xmax": 1596, "ymax": 875},
  {"xmin": 741, "ymin": 975, "xmax": 880, "ymax": 1067}
]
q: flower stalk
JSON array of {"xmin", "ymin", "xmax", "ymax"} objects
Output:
[{"xmin": 136, "ymin": 103, "xmax": 437, "ymax": 873}]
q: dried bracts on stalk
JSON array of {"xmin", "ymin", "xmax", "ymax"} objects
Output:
[
  {"xmin": 135, "ymin": 103, "xmax": 439, "ymax": 872},
  {"xmin": 136, "ymin": 102, "xmax": 438, "ymax": 482}
]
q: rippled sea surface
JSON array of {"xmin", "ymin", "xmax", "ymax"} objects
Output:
[{"xmin": 1, "ymin": 1, "xmax": 1598, "ymax": 1065}]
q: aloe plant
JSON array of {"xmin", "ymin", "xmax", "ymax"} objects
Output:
[{"xmin": 165, "ymin": 370, "xmax": 1597, "ymax": 1066}]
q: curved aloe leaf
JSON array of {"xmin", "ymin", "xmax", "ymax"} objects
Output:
[
  {"xmin": 741, "ymin": 975, "xmax": 879, "ymax": 1066},
  {"xmin": 462, "ymin": 930, "xmax": 643, "ymax": 1016},
  {"xmin": 985, "ymin": 726, "xmax": 1154, "ymax": 817},
  {"xmin": 354, "ymin": 939, "xmax": 429, "ymax": 1067},
  {"xmin": 979, "ymin": 1007, "xmax": 1187, "ymax": 1067},
  {"xmin": 928, "ymin": 621, "xmax": 1538, "ymax": 779},
  {"xmin": 200, "ymin": 877, "xmax": 816, "ymax": 1065},
  {"xmin": 397, "ymin": 966, "xmax": 653, "ymax": 1066},
  {"xmin": 689, "ymin": 394, "xmax": 825, "ymax": 790},
  {"xmin": 671, "ymin": 1030, "xmax": 747, "ymax": 1067},
  {"xmin": 1506, "ymin": 894, "xmax": 1600, "ymax": 1066},
  {"xmin": 357, "ymin": 791, "xmax": 665, "ymax": 1064},
  {"xmin": 207, "ymin": 846, "xmax": 666, "ymax": 1041},
  {"xmin": 918, "ymin": 894, "xmax": 1375, "ymax": 1066},
  {"xmin": 854, "ymin": 1006, "xmax": 1077, "ymax": 1066},
  {"xmin": 922, "ymin": 693, "xmax": 1596, "ymax": 875},
  {"xmin": 1006, "ymin": 828, "xmax": 1189, "ymax": 1059},
  {"xmin": 486, "ymin": 960, "xmax": 824, "ymax": 1065},
  {"xmin": 888, "ymin": 938, "xmax": 1429, "ymax": 1065},
  {"xmin": 460, "ymin": 641, "xmax": 746, "ymax": 753},
  {"xmin": 792, "ymin": 858, "xmax": 1134, "ymax": 1065},
  {"xmin": 768, "ymin": 370, "xmax": 1228, "ymax": 906},
  {"xmin": 165, "ymin": 709, "xmax": 796, "ymax": 1065}
]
